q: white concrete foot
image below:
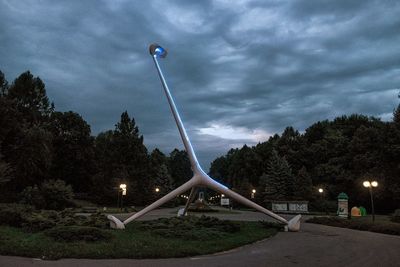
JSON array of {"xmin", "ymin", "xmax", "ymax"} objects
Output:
[
  {"xmin": 107, "ymin": 215, "xmax": 125, "ymax": 229},
  {"xmin": 287, "ymin": 214, "xmax": 301, "ymax": 232},
  {"xmin": 177, "ymin": 208, "xmax": 187, "ymax": 217}
]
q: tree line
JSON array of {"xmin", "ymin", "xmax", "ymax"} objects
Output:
[
  {"xmin": 1, "ymin": 70, "xmax": 399, "ymax": 213},
  {"xmin": 209, "ymin": 103, "xmax": 400, "ymax": 212},
  {"xmin": 0, "ymin": 70, "xmax": 192, "ymax": 206}
]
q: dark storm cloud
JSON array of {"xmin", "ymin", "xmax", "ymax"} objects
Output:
[{"xmin": 1, "ymin": 0, "xmax": 399, "ymax": 169}]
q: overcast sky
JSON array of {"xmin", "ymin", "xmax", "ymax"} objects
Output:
[{"xmin": 1, "ymin": 0, "xmax": 399, "ymax": 169}]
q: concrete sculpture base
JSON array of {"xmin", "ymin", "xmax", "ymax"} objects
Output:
[{"xmin": 108, "ymin": 44, "xmax": 301, "ymax": 232}]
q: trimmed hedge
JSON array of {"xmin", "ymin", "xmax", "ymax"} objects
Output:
[
  {"xmin": 391, "ymin": 209, "xmax": 400, "ymax": 223},
  {"xmin": 44, "ymin": 226, "xmax": 112, "ymax": 242},
  {"xmin": 0, "ymin": 204, "xmax": 109, "ymax": 232},
  {"xmin": 138, "ymin": 215, "xmax": 240, "ymax": 240},
  {"xmin": 306, "ymin": 216, "xmax": 400, "ymax": 236}
]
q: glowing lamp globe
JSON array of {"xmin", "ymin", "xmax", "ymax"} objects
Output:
[
  {"xmin": 363, "ymin": 181, "xmax": 371, "ymax": 188},
  {"xmin": 149, "ymin": 43, "xmax": 167, "ymax": 58}
]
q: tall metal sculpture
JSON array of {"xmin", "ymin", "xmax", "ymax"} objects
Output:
[{"xmin": 108, "ymin": 44, "xmax": 301, "ymax": 231}]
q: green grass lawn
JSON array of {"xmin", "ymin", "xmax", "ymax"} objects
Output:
[
  {"xmin": 0, "ymin": 219, "xmax": 277, "ymax": 260},
  {"xmin": 306, "ymin": 215, "xmax": 400, "ymax": 235}
]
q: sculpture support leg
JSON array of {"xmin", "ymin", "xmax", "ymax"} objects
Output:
[
  {"xmin": 205, "ymin": 178, "xmax": 289, "ymax": 225},
  {"xmin": 123, "ymin": 179, "xmax": 195, "ymax": 225},
  {"xmin": 182, "ymin": 187, "xmax": 198, "ymax": 215}
]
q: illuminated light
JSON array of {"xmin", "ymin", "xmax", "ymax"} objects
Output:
[
  {"xmin": 252, "ymin": 189, "xmax": 256, "ymax": 194},
  {"xmin": 155, "ymin": 187, "xmax": 160, "ymax": 193},
  {"xmin": 363, "ymin": 181, "xmax": 371, "ymax": 188},
  {"xmin": 149, "ymin": 43, "xmax": 168, "ymax": 58},
  {"xmin": 221, "ymin": 194, "xmax": 225, "ymax": 198},
  {"xmin": 318, "ymin": 188, "xmax": 324, "ymax": 193},
  {"xmin": 371, "ymin": 181, "xmax": 378, "ymax": 187}
]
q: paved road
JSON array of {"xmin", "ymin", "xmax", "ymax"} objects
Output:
[{"xmin": 1, "ymin": 209, "xmax": 399, "ymax": 267}]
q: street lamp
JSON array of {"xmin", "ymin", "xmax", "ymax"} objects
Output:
[
  {"xmin": 107, "ymin": 43, "xmax": 301, "ymax": 231},
  {"xmin": 120, "ymin": 184, "xmax": 127, "ymax": 210},
  {"xmin": 251, "ymin": 189, "xmax": 256, "ymax": 199},
  {"xmin": 363, "ymin": 180, "xmax": 378, "ymax": 222},
  {"xmin": 155, "ymin": 187, "xmax": 160, "ymax": 193},
  {"xmin": 317, "ymin": 188, "xmax": 327, "ymax": 214}
]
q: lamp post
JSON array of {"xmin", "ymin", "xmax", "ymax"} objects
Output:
[
  {"xmin": 363, "ymin": 180, "xmax": 378, "ymax": 222},
  {"xmin": 318, "ymin": 188, "xmax": 327, "ymax": 214},
  {"xmin": 119, "ymin": 184, "xmax": 127, "ymax": 210},
  {"xmin": 107, "ymin": 43, "xmax": 302, "ymax": 232},
  {"xmin": 251, "ymin": 189, "xmax": 256, "ymax": 199}
]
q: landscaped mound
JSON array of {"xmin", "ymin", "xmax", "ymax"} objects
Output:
[
  {"xmin": 0, "ymin": 214, "xmax": 278, "ymax": 260},
  {"xmin": 0, "ymin": 203, "xmax": 109, "ymax": 232},
  {"xmin": 138, "ymin": 215, "xmax": 240, "ymax": 240},
  {"xmin": 45, "ymin": 226, "xmax": 112, "ymax": 242}
]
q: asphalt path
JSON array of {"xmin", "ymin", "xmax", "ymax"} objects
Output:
[{"xmin": 1, "ymin": 209, "xmax": 399, "ymax": 267}]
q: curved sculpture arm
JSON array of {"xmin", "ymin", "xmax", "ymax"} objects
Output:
[{"xmin": 152, "ymin": 55, "xmax": 201, "ymax": 173}]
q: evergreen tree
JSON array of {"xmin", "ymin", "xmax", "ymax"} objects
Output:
[
  {"xmin": 292, "ymin": 166, "xmax": 313, "ymax": 200},
  {"xmin": 48, "ymin": 111, "xmax": 95, "ymax": 193},
  {"xmin": 150, "ymin": 149, "xmax": 173, "ymax": 197},
  {"xmin": 227, "ymin": 144, "xmax": 261, "ymax": 188},
  {"xmin": 209, "ymin": 155, "xmax": 228, "ymax": 184},
  {"xmin": 93, "ymin": 111, "xmax": 151, "ymax": 205},
  {"xmin": 9, "ymin": 125, "xmax": 53, "ymax": 189},
  {"xmin": 394, "ymin": 104, "xmax": 400, "ymax": 127},
  {"xmin": 263, "ymin": 150, "xmax": 294, "ymax": 201},
  {"xmin": 7, "ymin": 71, "xmax": 51, "ymax": 124},
  {"xmin": 0, "ymin": 152, "xmax": 12, "ymax": 185},
  {"xmin": 169, "ymin": 148, "xmax": 192, "ymax": 187},
  {"xmin": 0, "ymin": 70, "xmax": 8, "ymax": 95}
]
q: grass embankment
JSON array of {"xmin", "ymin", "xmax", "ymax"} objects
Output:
[
  {"xmin": 306, "ymin": 215, "xmax": 400, "ymax": 235},
  {"xmin": 0, "ymin": 216, "xmax": 278, "ymax": 260}
]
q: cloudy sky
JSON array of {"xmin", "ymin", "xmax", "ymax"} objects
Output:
[{"xmin": 1, "ymin": 0, "xmax": 399, "ymax": 169}]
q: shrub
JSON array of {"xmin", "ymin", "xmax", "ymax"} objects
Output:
[
  {"xmin": 0, "ymin": 204, "xmax": 33, "ymax": 227},
  {"xmin": 20, "ymin": 180, "xmax": 75, "ymax": 210},
  {"xmin": 21, "ymin": 211, "xmax": 57, "ymax": 232},
  {"xmin": 0, "ymin": 203, "xmax": 109, "ymax": 232},
  {"xmin": 138, "ymin": 216, "xmax": 240, "ymax": 240},
  {"xmin": 306, "ymin": 216, "xmax": 400, "ymax": 236},
  {"xmin": 39, "ymin": 180, "xmax": 75, "ymax": 210},
  {"xmin": 82, "ymin": 212, "xmax": 109, "ymax": 229},
  {"xmin": 309, "ymin": 200, "xmax": 337, "ymax": 213},
  {"xmin": 44, "ymin": 226, "xmax": 112, "ymax": 242},
  {"xmin": 391, "ymin": 209, "xmax": 400, "ymax": 223},
  {"xmin": 20, "ymin": 185, "xmax": 45, "ymax": 208},
  {"xmin": 306, "ymin": 216, "xmax": 351, "ymax": 227}
]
